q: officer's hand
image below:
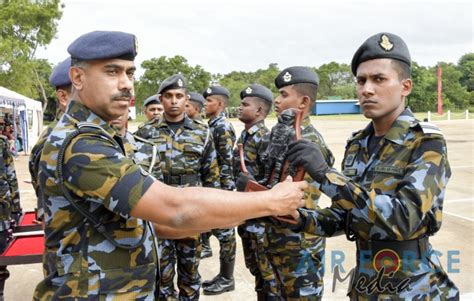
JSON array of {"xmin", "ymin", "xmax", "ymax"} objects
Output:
[
  {"xmin": 270, "ymin": 176, "xmax": 307, "ymax": 216},
  {"xmin": 287, "ymin": 140, "xmax": 329, "ymax": 182}
]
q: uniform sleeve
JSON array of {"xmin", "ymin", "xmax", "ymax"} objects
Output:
[
  {"xmin": 200, "ymin": 130, "xmax": 221, "ymax": 188},
  {"xmin": 63, "ymin": 135, "xmax": 155, "ymax": 218},
  {"xmin": 5, "ymin": 144, "xmax": 20, "ymax": 212},
  {"xmin": 214, "ymin": 125, "xmax": 236, "ymax": 190},
  {"xmin": 298, "ymin": 206, "xmax": 347, "ymax": 237},
  {"xmin": 318, "ymin": 135, "xmax": 450, "ymax": 240}
]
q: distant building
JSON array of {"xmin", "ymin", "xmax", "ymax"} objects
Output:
[{"xmin": 311, "ymin": 99, "xmax": 360, "ymax": 115}]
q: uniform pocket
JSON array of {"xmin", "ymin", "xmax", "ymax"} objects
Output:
[{"xmin": 99, "ymin": 262, "xmax": 156, "ymax": 294}]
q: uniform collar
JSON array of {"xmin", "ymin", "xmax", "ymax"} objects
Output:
[
  {"xmin": 209, "ymin": 111, "xmax": 226, "ymax": 125},
  {"xmin": 65, "ymin": 100, "xmax": 116, "ymax": 136},
  {"xmin": 301, "ymin": 116, "xmax": 312, "ymax": 128},
  {"xmin": 157, "ymin": 115, "xmax": 195, "ymax": 130},
  {"xmin": 246, "ymin": 120, "xmax": 266, "ymax": 135}
]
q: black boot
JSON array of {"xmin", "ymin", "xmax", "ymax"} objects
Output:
[
  {"xmin": 203, "ymin": 259, "xmax": 235, "ymax": 295},
  {"xmin": 201, "ymin": 242, "xmax": 212, "ymax": 259}
]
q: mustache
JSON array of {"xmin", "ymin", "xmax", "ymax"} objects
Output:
[{"xmin": 111, "ymin": 91, "xmax": 132, "ymax": 101}]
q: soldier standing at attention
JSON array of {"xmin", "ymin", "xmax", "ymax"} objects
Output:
[
  {"xmin": 29, "ymin": 57, "xmax": 72, "ymax": 222},
  {"xmin": 143, "ymin": 94, "xmax": 164, "ymax": 121},
  {"xmin": 186, "ymin": 91, "xmax": 214, "ymax": 260},
  {"xmin": 286, "ymin": 32, "xmax": 459, "ymax": 300},
  {"xmin": 33, "ymin": 30, "xmax": 307, "ymax": 300},
  {"xmin": 233, "ymin": 84, "xmax": 283, "ymax": 300},
  {"xmin": 262, "ymin": 67, "xmax": 334, "ymax": 301},
  {"xmin": 202, "ymin": 85, "xmax": 238, "ymax": 295},
  {"xmin": 136, "ymin": 74, "xmax": 220, "ymax": 301}
]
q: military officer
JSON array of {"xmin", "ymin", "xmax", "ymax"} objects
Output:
[
  {"xmin": 287, "ymin": 32, "xmax": 459, "ymax": 300},
  {"xmin": 29, "ymin": 56, "xmax": 72, "ymax": 222},
  {"xmin": 33, "ymin": 30, "xmax": 307, "ymax": 300},
  {"xmin": 261, "ymin": 67, "xmax": 334, "ymax": 300},
  {"xmin": 202, "ymin": 85, "xmax": 238, "ymax": 295},
  {"xmin": 0, "ymin": 117, "xmax": 20, "ymax": 251},
  {"xmin": 233, "ymin": 84, "xmax": 282, "ymax": 300},
  {"xmin": 136, "ymin": 74, "xmax": 221, "ymax": 301},
  {"xmin": 185, "ymin": 91, "xmax": 213, "ymax": 259},
  {"xmin": 143, "ymin": 94, "xmax": 164, "ymax": 121}
]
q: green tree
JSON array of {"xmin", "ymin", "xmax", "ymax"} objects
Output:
[
  {"xmin": 437, "ymin": 62, "xmax": 471, "ymax": 110},
  {"xmin": 458, "ymin": 53, "xmax": 474, "ymax": 92},
  {"xmin": 408, "ymin": 62, "xmax": 437, "ymax": 112},
  {"xmin": 135, "ymin": 55, "xmax": 212, "ymax": 107},
  {"xmin": 316, "ymin": 62, "xmax": 356, "ymax": 99},
  {"xmin": 0, "ymin": 0, "xmax": 63, "ymax": 104}
]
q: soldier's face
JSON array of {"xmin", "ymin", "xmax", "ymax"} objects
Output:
[
  {"xmin": 238, "ymin": 98, "xmax": 259, "ymax": 124},
  {"xmin": 73, "ymin": 59, "xmax": 135, "ymax": 121},
  {"xmin": 185, "ymin": 101, "xmax": 201, "ymax": 119},
  {"xmin": 356, "ymin": 59, "xmax": 412, "ymax": 121},
  {"xmin": 204, "ymin": 96, "xmax": 222, "ymax": 116},
  {"xmin": 144, "ymin": 103, "xmax": 164, "ymax": 120},
  {"xmin": 274, "ymin": 85, "xmax": 303, "ymax": 116},
  {"xmin": 160, "ymin": 88, "xmax": 187, "ymax": 121}
]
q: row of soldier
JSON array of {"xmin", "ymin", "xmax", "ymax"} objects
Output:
[{"xmin": 21, "ymin": 29, "xmax": 459, "ymax": 301}]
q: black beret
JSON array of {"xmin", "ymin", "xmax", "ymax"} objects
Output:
[
  {"xmin": 203, "ymin": 86, "xmax": 230, "ymax": 99},
  {"xmin": 240, "ymin": 84, "xmax": 273, "ymax": 104},
  {"xmin": 188, "ymin": 92, "xmax": 205, "ymax": 106},
  {"xmin": 67, "ymin": 30, "xmax": 138, "ymax": 61},
  {"xmin": 143, "ymin": 95, "xmax": 160, "ymax": 107},
  {"xmin": 275, "ymin": 66, "xmax": 319, "ymax": 89},
  {"xmin": 157, "ymin": 74, "xmax": 187, "ymax": 95},
  {"xmin": 351, "ymin": 32, "xmax": 411, "ymax": 75},
  {"xmin": 49, "ymin": 57, "xmax": 72, "ymax": 88}
]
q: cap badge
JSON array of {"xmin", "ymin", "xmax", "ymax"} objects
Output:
[
  {"xmin": 178, "ymin": 78, "xmax": 183, "ymax": 87},
  {"xmin": 245, "ymin": 87, "xmax": 252, "ymax": 94},
  {"xmin": 134, "ymin": 36, "xmax": 139, "ymax": 54},
  {"xmin": 379, "ymin": 34, "xmax": 394, "ymax": 52},
  {"xmin": 206, "ymin": 88, "xmax": 212, "ymax": 94},
  {"xmin": 283, "ymin": 72, "xmax": 292, "ymax": 82}
]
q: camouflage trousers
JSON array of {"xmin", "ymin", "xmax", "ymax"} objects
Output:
[
  {"xmin": 237, "ymin": 221, "xmax": 282, "ymax": 297},
  {"xmin": 265, "ymin": 227, "xmax": 325, "ymax": 300},
  {"xmin": 210, "ymin": 227, "xmax": 236, "ymax": 262},
  {"xmin": 157, "ymin": 237, "xmax": 202, "ymax": 300}
]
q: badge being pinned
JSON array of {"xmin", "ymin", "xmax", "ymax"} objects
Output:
[
  {"xmin": 245, "ymin": 87, "xmax": 252, "ymax": 94},
  {"xmin": 283, "ymin": 72, "xmax": 292, "ymax": 82},
  {"xmin": 379, "ymin": 34, "xmax": 394, "ymax": 52}
]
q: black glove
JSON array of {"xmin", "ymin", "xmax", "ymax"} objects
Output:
[
  {"xmin": 266, "ymin": 214, "xmax": 304, "ymax": 231},
  {"xmin": 287, "ymin": 140, "xmax": 329, "ymax": 182},
  {"xmin": 236, "ymin": 173, "xmax": 254, "ymax": 192}
]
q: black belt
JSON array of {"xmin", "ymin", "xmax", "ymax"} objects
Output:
[
  {"xmin": 163, "ymin": 174, "xmax": 199, "ymax": 186},
  {"xmin": 356, "ymin": 236, "xmax": 429, "ymax": 259}
]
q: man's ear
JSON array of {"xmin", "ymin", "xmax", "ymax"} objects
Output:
[
  {"xmin": 69, "ymin": 66, "xmax": 85, "ymax": 91},
  {"xmin": 401, "ymin": 78, "xmax": 413, "ymax": 97},
  {"xmin": 56, "ymin": 89, "xmax": 69, "ymax": 109},
  {"xmin": 299, "ymin": 95, "xmax": 311, "ymax": 110}
]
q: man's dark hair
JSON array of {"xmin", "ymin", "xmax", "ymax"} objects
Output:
[
  {"xmin": 293, "ymin": 83, "xmax": 318, "ymax": 103},
  {"xmin": 189, "ymin": 99, "xmax": 203, "ymax": 110},
  {"xmin": 254, "ymin": 98, "xmax": 271, "ymax": 116},
  {"xmin": 391, "ymin": 60, "xmax": 412, "ymax": 80}
]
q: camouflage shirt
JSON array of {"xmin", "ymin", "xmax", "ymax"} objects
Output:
[
  {"xmin": 34, "ymin": 101, "xmax": 157, "ymax": 300},
  {"xmin": 123, "ymin": 131, "xmax": 163, "ymax": 181},
  {"xmin": 208, "ymin": 111, "xmax": 236, "ymax": 190},
  {"xmin": 233, "ymin": 120, "xmax": 269, "ymax": 182},
  {"xmin": 298, "ymin": 109, "xmax": 459, "ymax": 299},
  {"xmin": 136, "ymin": 115, "xmax": 219, "ymax": 189},
  {"xmin": 0, "ymin": 135, "xmax": 19, "ymax": 230}
]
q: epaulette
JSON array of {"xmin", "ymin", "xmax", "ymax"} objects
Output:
[
  {"xmin": 347, "ymin": 129, "xmax": 364, "ymax": 143},
  {"xmin": 413, "ymin": 121, "xmax": 443, "ymax": 136}
]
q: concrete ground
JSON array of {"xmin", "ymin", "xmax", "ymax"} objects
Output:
[{"xmin": 4, "ymin": 118, "xmax": 473, "ymax": 300}]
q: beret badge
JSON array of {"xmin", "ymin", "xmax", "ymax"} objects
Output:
[
  {"xmin": 245, "ymin": 87, "xmax": 252, "ymax": 94},
  {"xmin": 379, "ymin": 34, "xmax": 394, "ymax": 52},
  {"xmin": 283, "ymin": 71, "xmax": 292, "ymax": 82}
]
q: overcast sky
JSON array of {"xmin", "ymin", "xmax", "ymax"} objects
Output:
[{"xmin": 36, "ymin": 0, "xmax": 473, "ymax": 77}]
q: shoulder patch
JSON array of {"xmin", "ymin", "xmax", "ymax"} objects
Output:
[{"xmin": 416, "ymin": 121, "xmax": 443, "ymax": 136}]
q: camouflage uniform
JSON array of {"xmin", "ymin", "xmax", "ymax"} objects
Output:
[
  {"xmin": 265, "ymin": 116, "xmax": 334, "ymax": 300},
  {"xmin": 0, "ymin": 134, "xmax": 20, "ymax": 251},
  {"xmin": 233, "ymin": 121, "xmax": 281, "ymax": 296},
  {"xmin": 298, "ymin": 109, "xmax": 459, "ymax": 300},
  {"xmin": 33, "ymin": 101, "xmax": 158, "ymax": 300},
  {"xmin": 136, "ymin": 115, "xmax": 220, "ymax": 300},
  {"xmin": 208, "ymin": 111, "xmax": 237, "ymax": 262}
]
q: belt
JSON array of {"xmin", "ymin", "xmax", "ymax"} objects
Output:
[
  {"xmin": 162, "ymin": 174, "xmax": 199, "ymax": 186},
  {"xmin": 356, "ymin": 236, "xmax": 429, "ymax": 259}
]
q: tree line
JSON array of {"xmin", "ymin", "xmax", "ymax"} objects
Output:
[{"xmin": 1, "ymin": 0, "xmax": 473, "ymax": 117}]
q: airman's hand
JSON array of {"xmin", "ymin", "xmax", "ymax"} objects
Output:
[{"xmin": 269, "ymin": 176, "xmax": 307, "ymax": 216}]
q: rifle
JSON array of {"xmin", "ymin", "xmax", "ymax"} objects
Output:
[{"xmin": 238, "ymin": 108, "xmax": 305, "ymax": 224}]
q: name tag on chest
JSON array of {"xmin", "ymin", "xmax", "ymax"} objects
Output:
[{"xmin": 374, "ymin": 165, "xmax": 404, "ymax": 176}]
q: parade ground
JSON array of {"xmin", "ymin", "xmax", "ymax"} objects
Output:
[{"xmin": 5, "ymin": 117, "xmax": 473, "ymax": 300}]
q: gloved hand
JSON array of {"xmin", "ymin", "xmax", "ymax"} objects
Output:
[
  {"xmin": 266, "ymin": 213, "xmax": 304, "ymax": 231},
  {"xmin": 287, "ymin": 140, "xmax": 329, "ymax": 182},
  {"xmin": 236, "ymin": 173, "xmax": 254, "ymax": 192}
]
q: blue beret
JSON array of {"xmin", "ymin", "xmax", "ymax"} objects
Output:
[
  {"xmin": 143, "ymin": 95, "xmax": 160, "ymax": 107},
  {"xmin": 203, "ymin": 86, "xmax": 230, "ymax": 99},
  {"xmin": 188, "ymin": 92, "xmax": 205, "ymax": 106},
  {"xmin": 67, "ymin": 30, "xmax": 138, "ymax": 61},
  {"xmin": 157, "ymin": 74, "xmax": 187, "ymax": 95},
  {"xmin": 240, "ymin": 84, "xmax": 273, "ymax": 104},
  {"xmin": 351, "ymin": 32, "xmax": 411, "ymax": 75},
  {"xmin": 275, "ymin": 66, "xmax": 319, "ymax": 89},
  {"xmin": 49, "ymin": 57, "xmax": 72, "ymax": 88}
]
